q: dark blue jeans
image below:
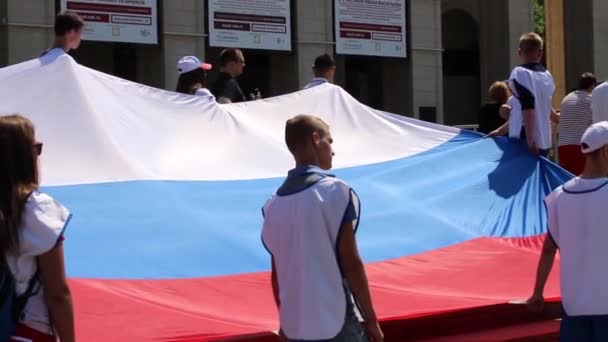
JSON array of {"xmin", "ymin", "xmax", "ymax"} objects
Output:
[
  {"xmin": 561, "ymin": 313, "xmax": 608, "ymax": 342},
  {"xmin": 288, "ymin": 308, "xmax": 367, "ymax": 342},
  {"xmin": 519, "ymin": 128, "xmax": 550, "ymax": 157}
]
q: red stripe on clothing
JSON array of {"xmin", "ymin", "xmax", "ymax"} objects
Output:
[{"xmin": 10, "ymin": 324, "xmax": 54, "ymax": 342}]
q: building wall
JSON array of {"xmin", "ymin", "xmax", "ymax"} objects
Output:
[
  {"xmin": 592, "ymin": 0, "xmax": 608, "ymax": 81},
  {"xmin": 162, "ymin": 0, "xmax": 206, "ymax": 92},
  {"xmin": 294, "ymin": 0, "xmax": 334, "ymax": 89},
  {"xmin": 0, "ymin": 0, "xmax": 8, "ymax": 67},
  {"xmin": 507, "ymin": 0, "xmax": 534, "ymax": 68},
  {"xmin": 4, "ymin": 0, "xmax": 55, "ymax": 65},
  {"xmin": 441, "ymin": 0, "xmax": 533, "ymax": 125},
  {"xmin": 410, "ymin": 0, "xmax": 443, "ymax": 122},
  {"xmin": 564, "ymin": 0, "xmax": 593, "ymax": 91}
]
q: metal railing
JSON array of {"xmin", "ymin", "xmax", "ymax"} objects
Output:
[{"xmin": 452, "ymin": 124, "xmax": 479, "ymax": 132}]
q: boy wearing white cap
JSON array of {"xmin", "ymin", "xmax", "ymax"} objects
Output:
[
  {"xmin": 528, "ymin": 121, "xmax": 608, "ymax": 341},
  {"xmin": 591, "ymin": 82, "xmax": 608, "ymax": 123},
  {"xmin": 175, "ymin": 56, "xmax": 214, "ymax": 99}
]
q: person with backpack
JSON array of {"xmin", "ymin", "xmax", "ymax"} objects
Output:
[{"xmin": 0, "ymin": 114, "xmax": 75, "ymax": 342}]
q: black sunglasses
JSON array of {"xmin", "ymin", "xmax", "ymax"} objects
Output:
[{"xmin": 34, "ymin": 142, "xmax": 43, "ymax": 156}]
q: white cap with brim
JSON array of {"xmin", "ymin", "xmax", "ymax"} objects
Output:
[
  {"xmin": 177, "ymin": 56, "xmax": 212, "ymax": 74},
  {"xmin": 581, "ymin": 121, "xmax": 608, "ymax": 153}
]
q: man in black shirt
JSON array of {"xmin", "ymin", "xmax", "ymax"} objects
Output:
[{"xmin": 210, "ymin": 49, "xmax": 247, "ymax": 103}]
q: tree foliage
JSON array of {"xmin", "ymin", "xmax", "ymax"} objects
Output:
[{"xmin": 533, "ymin": 0, "xmax": 545, "ymax": 36}]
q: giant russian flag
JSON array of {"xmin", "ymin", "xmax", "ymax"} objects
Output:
[{"xmin": 0, "ymin": 53, "xmax": 570, "ymax": 341}]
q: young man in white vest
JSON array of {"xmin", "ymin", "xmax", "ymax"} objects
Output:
[
  {"xmin": 507, "ymin": 32, "xmax": 556, "ymax": 156},
  {"xmin": 262, "ymin": 114, "xmax": 383, "ymax": 342},
  {"xmin": 528, "ymin": 121, "xmax": 608, "ymax": 341}
]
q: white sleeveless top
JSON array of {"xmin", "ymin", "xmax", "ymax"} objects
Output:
[
  {"xmin": 262, "ymin": 176, "xmax": 360, "ymax": 340},
  {"xmin": 6, "ymin": 191, "xmax": 71, "ymax": 334},
  {"xmin": 546, "ymin": 177, "xmax": 608, "ymax": 316},
  {"xmin": 508, "ymin": 65, "xmax": 555, "ymax": 149},
  {"xmin": 507, "ymin": 96, "xmax": 523, "ymax": 139}
]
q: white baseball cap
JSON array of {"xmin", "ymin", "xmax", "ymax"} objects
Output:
[
  {"xmin": 177, "ymin": 56, "xmax": 212, "ymax": 74},
  {"xmin": 581, "ymin": 121, "xmax": 608, "ymax": 153}
]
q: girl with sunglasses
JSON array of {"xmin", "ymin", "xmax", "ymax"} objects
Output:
[{"xmin": 0, "ymin": 114, "xmax": 75, "ymax": 342}]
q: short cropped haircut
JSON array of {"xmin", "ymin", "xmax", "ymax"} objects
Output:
[
  {"xmin": 285, "ymin": 114, "xmax": 329, "ymax": 153},
  {"xmin": 578, "ymin": 72, "xmax": 597, "ymax": 90},
  {"xmin": 519, "ymin": 32, "xmax": 543, "ymax": 53},
  {"xmin": 219, "ymin": 48, "xmax": 243, "ymax": 67},
  {"xmin": 313, "ymin": 54, "xmax": 335, "ymax": 71},
  {"xmin": 54, "ymin": 11, "xmax": 84, "ymax": 36},
  {"xmin": 488, "ymin": 81, "xmax": 510, "ymax": 105}
]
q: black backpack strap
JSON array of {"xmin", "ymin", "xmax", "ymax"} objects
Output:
[{"xmin": 12, "ymin": 260, "xmax": 41, "ymax": 322}]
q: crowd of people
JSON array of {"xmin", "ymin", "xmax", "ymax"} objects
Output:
[
  {"xmin": 479, "ymin": 33, "xmax": 606, "ymax": 179},
  {"xmin": 3, "ymin": 10, "xmax": 608, "ymax": 342},
  {"xmin": 478, "ymin": 32, "xmax": 608, "ymax": 341},
  {"xmin": 175, "ymin": 48, "xmax": 336, "ymax": 103}
]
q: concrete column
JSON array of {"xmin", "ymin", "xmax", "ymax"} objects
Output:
[
  {"xmin": 5, "ymin": 0, "xmax": 55, "ymax": 65},
  {"xmin": 294, "ymin": 0, "xmax": 334, "ymax": 89},
  {"xmin": 507, "ymin": 0, "xmax": 534, "ymax": 69},
  {"xmin": 592, "ymin": 0, "xmax": 608, "ymax": 80},
  {"xmin": 563, "ymin": 0, "xmax": 593, "ymax": 91},
  {"xmin": 545, "ymin": 0, "xmax": 566, "ymax": 108},
  {"xmin": 410, "ymin": 0, "xmax": 444, "ymax": 122},
  {"xmin": 478, "ymin": 0, "xmax": 510, "ymax": 102},
  {"xmin": 162, "ymin": 0, "xmax": 206, "ymax": 91}
]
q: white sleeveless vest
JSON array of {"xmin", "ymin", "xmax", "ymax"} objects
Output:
[{"xmin": 262, "ymin": 176, "xmax": 360, "ymax": 340}]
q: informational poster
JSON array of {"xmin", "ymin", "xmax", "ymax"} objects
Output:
[
  {"xmin": 60, "ymin": 0, "xmax": 158, "ymax": 44},
  {"xmin": 208, "ymin": 0, "xmax": 291, "ymax": 51},
  {"xmin": 335, "ymin": 0, "xmax": 407, "ymax": 58}
]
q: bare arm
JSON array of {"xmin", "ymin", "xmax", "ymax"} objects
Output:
[
  {"xmin": 39, "ymin": 243, "xmax": 75, "ymax": 342},
  {"xmin": 485, "ymin": 121, "xmax": 509, "ymax": 138},
  {"xmin": 527, "ymin": 235, "xmax": 557, "ymax": 312},
  {"xmin": 339, "ymin": 222, "xmax": 383, "ymax": 341},
  {"xmin": 499, "ymin": 104, "xmax": 512, "ymax": 121},
  {"xmin": 551, "ymin": 108, "xmax": 560, "ymax": 124}
]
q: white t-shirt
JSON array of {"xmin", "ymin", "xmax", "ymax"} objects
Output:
[
  {"xmin": 546, "ymin": 177, "xmax": 608, "ymax": 316},
  {"xmin": 559, "ymin": 90, "xmax": 593, "ymax": 146},
  {"xmin": 261, "ymin": 176, "xmax": 360, "ymax": 340},
  {"xmin": 6, "ymin": 192, "xmax": 71, "ymax": 334},
  {"xmin": 39, "ymin": 48, "xmax": 66, "ymax": 58},
  {"xmin": 508, "ymin": 64, "xmax": 555, "ymax": 149},
  {"xmin": 194, "ymin": 87, "xmax": 215, "ymax": 100},
  {"xmin": 303, "ymin": 77, "xmax": 329, "ymax": 90},
  {"xmin": 591, "ymin": 82, "xmax": 608, "ymax": 123},
  {"xmin": 507, "ymin": 96, "xmax": 523, "ymax": 139}
]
